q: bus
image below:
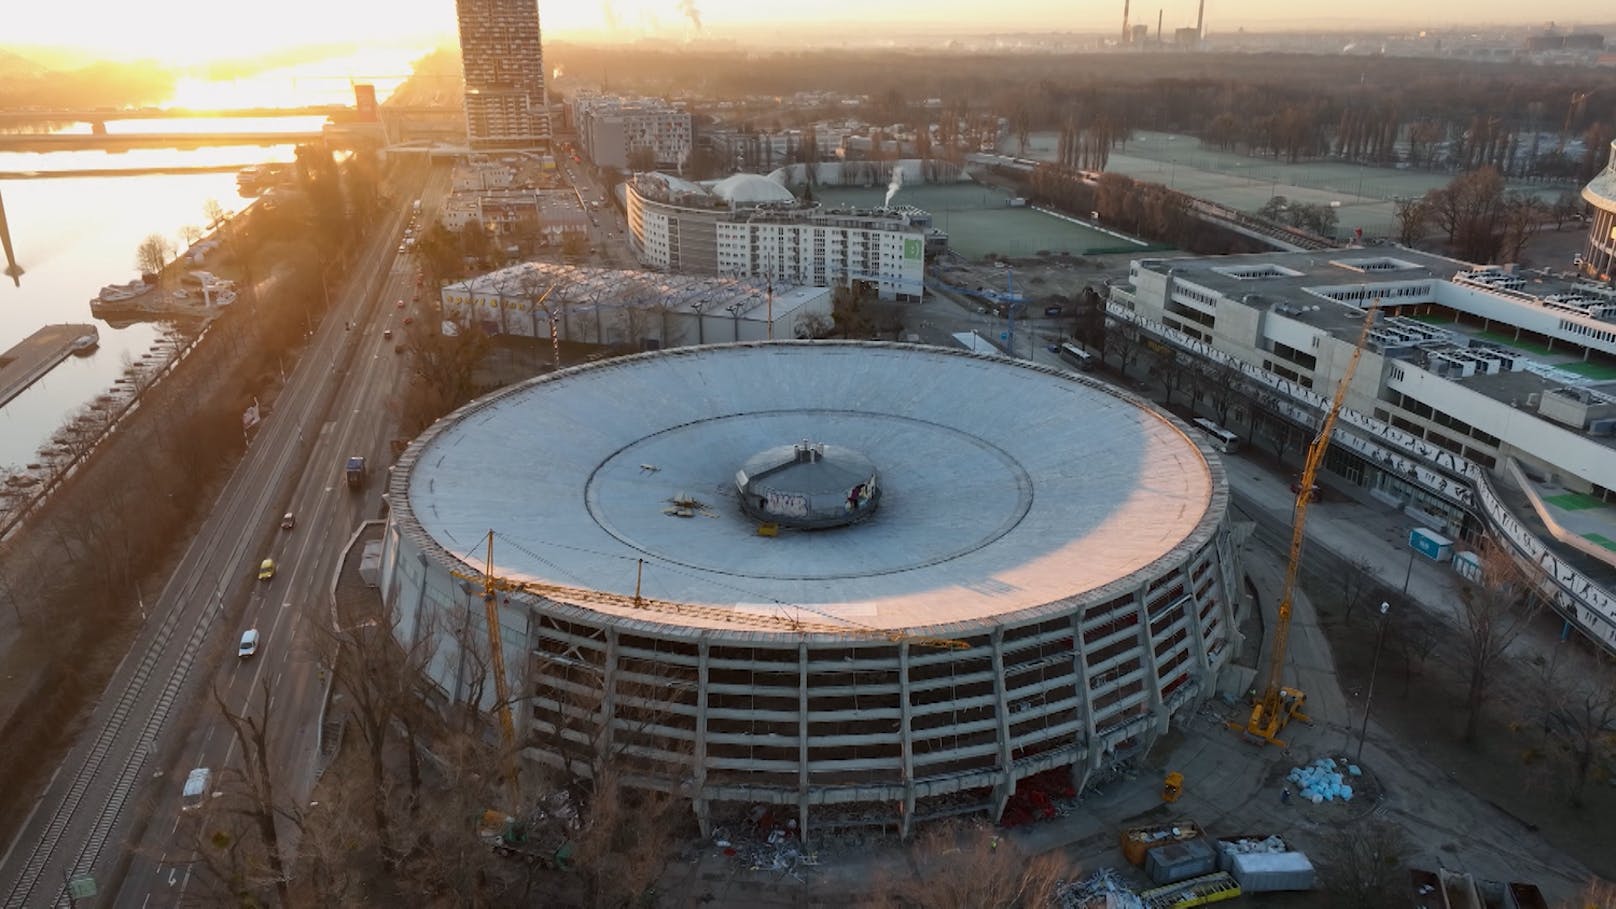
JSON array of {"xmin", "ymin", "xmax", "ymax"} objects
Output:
[
  {"xmin": 1192, "ymin": 418, "xmax": 1241, "ymax": 453},
  {"xmin": 1057, "ymin": 342, "xmax": 1096, "ymax": 371}
]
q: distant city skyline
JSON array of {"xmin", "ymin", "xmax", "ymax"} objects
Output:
[{"xmin": 6, "ymin": 1, "xmax": 1616, "ymax": 64}]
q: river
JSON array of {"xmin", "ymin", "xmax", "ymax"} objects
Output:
[{"xmin": 0, "ymin": 136, "xmax": 307, "ymax": 470}]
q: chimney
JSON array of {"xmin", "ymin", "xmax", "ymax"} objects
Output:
[
  {"xmin": 1157, "ymin": 9, "xmax": 1163, "ymax": 42},
  {"xmin": 1197, "ymin": 0, "xmax": 1205, "ymax": 37},
  {"xmin": 1122, "ymin": 0, "xmax": 1131, "ymax": 44}
]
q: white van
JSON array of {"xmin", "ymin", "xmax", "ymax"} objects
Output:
[
  {"xmin": 238, "ymin": 628, "xmax": 260, "ymax": 658},
  {"xmin": 182, "ymin": 768, "xmax": 211, "ymax": 810}
]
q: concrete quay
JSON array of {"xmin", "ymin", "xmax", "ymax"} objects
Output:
[{"xmin": 0, "ymin": 323, "xmax": 96, "ymax": 409}]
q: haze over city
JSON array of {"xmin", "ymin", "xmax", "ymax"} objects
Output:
[{"xmin": 7, "ymin": 0, "xmax": 1616, "ymax": 63}]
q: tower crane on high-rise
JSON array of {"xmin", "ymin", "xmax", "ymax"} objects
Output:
[{"xmin": 1238, "ymin": 301, "xmax": 1379, "ymax": 747}]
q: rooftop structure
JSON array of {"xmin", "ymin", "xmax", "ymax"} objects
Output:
[
  {"xmin": 379, "ymin": 342, "xmax": 1239, "ymax": 836},
  {"xmin": 440, "ymin": 262, "xmax": 832, "ymax": 346},
  {"xmin": 454, "ymin": 0, "xmax": 550, "ymax": 149}
]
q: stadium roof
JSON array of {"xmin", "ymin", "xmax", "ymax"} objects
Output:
[{"xmin": 397, "ymin": 343, "xmax": 1222, "ymax": 634}]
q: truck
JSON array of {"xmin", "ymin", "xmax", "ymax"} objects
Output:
[{"xmin": 345, "ymin": 456, "xmax": 367, "ymax": 490}]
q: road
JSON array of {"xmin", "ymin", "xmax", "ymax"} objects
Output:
[{"xmin": 0, "ymin": 161, "xmax": 447, "ymax": 908}]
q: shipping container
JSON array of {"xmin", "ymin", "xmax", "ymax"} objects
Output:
[
  {"xmin": 1146, "ymin": 838, "xmax": 1218, "ymax": 885},
  {"xmin": 1409, "ymin": 527, "xmax": 1453, "ymax": 563},
  {"xmin": 1229, "ymin": 850, "xmax": 1315, "ymax": 892}
]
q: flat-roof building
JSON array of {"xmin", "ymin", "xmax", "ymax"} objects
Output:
[
  {"xmin": 441, "ymin": 262, "xmax": 833, "ymax": 348},
  {"xmin": 626, "ymin": 170, "xmax": 935, "ymax": 301},
  {"xmin": 1112, "ymin": 247, "xmax": 1616, "ymax": 651}
]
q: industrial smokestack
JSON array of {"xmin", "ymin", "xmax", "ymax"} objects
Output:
[
  {"xmin": 1122, "ymin": 0, "xmax": 1131, "ymax": 44},
  {"xmin": 1197, "ymin": 0, "xmax": 1204, "ymax": 38},
  {"xmin": 1157, "ymin": 9, "xmax": 1163, "ymax": 42}
]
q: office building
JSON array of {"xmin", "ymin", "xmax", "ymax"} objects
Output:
[{"xmin": 455, "ymin": 0, "xmax": 550, "ymax": 149}]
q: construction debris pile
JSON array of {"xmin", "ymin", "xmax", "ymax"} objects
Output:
[
  {"xmin": 711, "ymin": 805, "xmax": 819, "ymax": 880},
  {"xmin": 1054, "ymin": 868, "xmax": 1144, "ymax": 909},
  {"xmin": 1287, "ymin": 757, "xmax": 1358, "ymax": 803},
  {"xmin": 1216, "ymin": 834, "xmax": 1289, "ymax": 862}
]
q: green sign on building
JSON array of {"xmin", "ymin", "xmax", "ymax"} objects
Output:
[{"xmin": 903, "ymin": 238, "xmax": 922, "ymax": 261}]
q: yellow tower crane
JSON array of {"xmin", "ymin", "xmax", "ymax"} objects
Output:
[
  {"xmin": 1239, "ymin": 301, "xmax": 1379, "ymax": 747},
  {"xmin": 451, "ymin": 531, "xmax": 972, "ymax": 800}
]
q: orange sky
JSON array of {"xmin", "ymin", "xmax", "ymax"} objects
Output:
[{"xmin": 8, "ymin": 0, "xmax": 1614, "ymax": 65}]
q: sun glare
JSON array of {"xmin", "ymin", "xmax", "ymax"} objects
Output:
[{"xmin": 161, "ymin": 48, "xmax": 429, "ymax": 110}]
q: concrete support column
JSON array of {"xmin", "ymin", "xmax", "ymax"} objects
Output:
[
  {"xmin": 596, "ymin": 628, "xmax": 619, "ymax": 772},
  {"xmin": 798, "ymin": 642, "xmax": 811, "ymax": 839},
  {"xmin": 989, "ymin": 628, "xmax": 1015, "ymax": 823},
  {"xmin": 1183, "ymin": 565, "xmax": 1212, "ymax": 678},
  {"xmin": 692, "ymin": 641, "xmax": 712, "ymax": 837},
  {"xmin": 1135, "ymin": 583, "xmax": 1170, "ymax": 738},
  {"xmin": 896, "ymin": 642, "xmax": 917, "ymax": 839},
  {"xmin": 1068, "ymin": 610, "xmax": 1099, "ymax": 794}
]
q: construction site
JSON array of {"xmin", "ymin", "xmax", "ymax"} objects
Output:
[{"xmin": 377, "ymin": 341, "xmax": 1241, "ymax": 845}]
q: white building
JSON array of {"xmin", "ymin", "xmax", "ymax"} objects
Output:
[
  {"xmin": 570, "ymin": 93, "xmax": 693, "ymax": 171},
  {"xmin": 441, "ymin": 262, "xmax": 833, "ymax": 348},
  {"xmin": 1112, "ymin": 248, "xmax": 1616, "ymax": 652},
  {"xmin": 626, "ymin": 171, "xmax": 932, "ymax": 302}
]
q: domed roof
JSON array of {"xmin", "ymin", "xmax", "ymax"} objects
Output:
[{"xmin": 709, "ymin": 172, "xmax": 796, "ymax": 206}]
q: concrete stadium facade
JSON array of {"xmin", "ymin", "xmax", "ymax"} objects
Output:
[
  {"xmin": 1582, "ymin": 139, "xmax": 1616, "ymax": 282},
  {"xmin": 377, "ymin": 342, "xmax": 1241, "ymax": 835}
]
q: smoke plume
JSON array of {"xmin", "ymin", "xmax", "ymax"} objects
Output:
[
  {"xmin": 675, "ymin": 0, "xmax": 702, "ymax": 30},
  {"xmin": 884, "ymin": 166, "xmax": 903, "ymax": 207}
]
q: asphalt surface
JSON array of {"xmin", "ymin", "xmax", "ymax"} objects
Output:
[{"xmin": 0, "ymin": 161, "xmax": 446, "ymax": 908}]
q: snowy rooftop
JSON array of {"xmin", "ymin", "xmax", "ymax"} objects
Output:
[
  {"xmin": 394, "ymin": 343, "xmax": 1223, "ymax": 635},
  {"xmin": 441, "ymin": 262, "xmax": 825, "ymax": 317}
]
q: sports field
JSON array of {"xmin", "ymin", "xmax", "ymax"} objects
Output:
[
  {"xmin": 811, "ymin": 184, "xmax": 1148, "ymax": 260},
  {"xmin": 1007, "ymin": 131, "xmax": 1570, "ymax": 239}
]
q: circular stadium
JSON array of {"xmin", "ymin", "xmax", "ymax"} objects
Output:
[{"xmin": 378, "ymin": 341, "xmax": 1240, "ymax": 836}]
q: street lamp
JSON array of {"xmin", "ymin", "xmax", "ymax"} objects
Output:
[{"xmin": 1356, "ymin": 600, "xmax": 1391, "ymax": 763}]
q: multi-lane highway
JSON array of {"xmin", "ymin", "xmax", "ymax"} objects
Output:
[{"xmin": 0, "ymin": 162, "xmax": 450, "ymax": 908}]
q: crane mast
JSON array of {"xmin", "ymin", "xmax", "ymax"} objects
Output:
[{"xmin": 1243, "ymin": 301, "xmax": 1379, "ymax": 747}]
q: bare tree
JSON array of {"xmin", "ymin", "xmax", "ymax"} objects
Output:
[
  {"xmin": 208, "ymin": 679, "xmax": 299, "ymax": 905},
  {"xmin": 1540, "ymin": 656, "xmax": 1616, "ymax": 807},
  {"xmin": 1150, "ymin": 347, "xmax": 1195, "ymax": 407},
  {"xmin": 1194, "ymin": 359, "xmax": 1247, "ymax": 428},
  {"xmin": 1454, "ymin": 538, "xmax": 1544, "ymax": 743},
  {"xmin": 872, "ymin": 820, "xmax": 1073, "ymax": 908},
  {"xmin": 178, "ymin": 224, "xmax": 204, "ymax": 247},
  {"xmin": 135, "ymin": 232, "xmax": 174, "ymax": 275},
  {"xmin": 203, "ymin": 197, "xmax": 228, "ymax": 230},
  {"xmin": 1335, "ymin": 556, "xmax": 1381, "ymax": 624},
  {"xmin": 1103, "ymin": 319, "xmax": 1145, "ymax": 376},
  {"xmin": 1316, "ymin": 816, "xmax": 1411, "ymax": 909},
  {"xmin": 1394, "ymin": 197, "xmax": 1430, "ymax": 246}
]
